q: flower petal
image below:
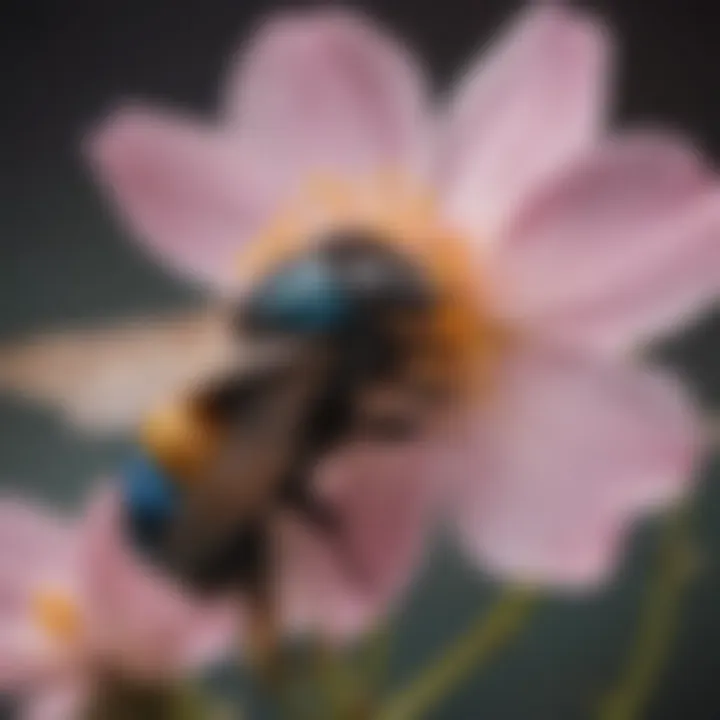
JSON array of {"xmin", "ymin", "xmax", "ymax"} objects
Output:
[
  {"xmin": 22, "ymin": 679, "xmax": 86, "ymax": 720},
  {"xmin": 441, "ymin": 5, "xmax": 610, "ymax": 241},
  {"xmin": 86, "ymin": 108, "xmax": 275, "ymax": 289},
  {"xmin": 450, "ymin": 343, "xmax": 701, "ymax": 587},
  {"xmin": 79, "ymin": 487, "xmax": 234, "ymax": 677},
  {"xmin": 277, "ymin": 442, "xmax": 438, "ymax": 639},
  {"xmin": 0, "ymin": 623, "xmax": 45, "ymax": 688},
  {"xmin": 0, "ymin": 501, "xmax": 72, "ymax": 565},
  {"xmin": 0, "ymin": 501, "xmax": 74, "ymax": 613},
  {"xmin": 0, "ymin": 619, "xmax": 76, "ymax": 695},
  {"xmin": 490, "ymin": 133, "xmax": 720, "ymax": 352},
  {"xmin": 224, "ymin": 9, "xmax": 431, "ymax": 178}
]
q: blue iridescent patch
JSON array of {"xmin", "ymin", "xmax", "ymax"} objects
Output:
[
  {"xmin": 121, "ymin": 453, "xmax": 179, "ymax": 552},
  {"xmin": 248, "ymin": 257, "xmax": 352, "ymax": 333}
]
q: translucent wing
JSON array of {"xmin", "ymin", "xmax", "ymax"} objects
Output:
[{"xmin": 0, "ymin": 311, "xmax": 247, "ymax": 433}]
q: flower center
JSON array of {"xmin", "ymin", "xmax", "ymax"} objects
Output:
[
  {"xmin": 237, "ymin": 171, "xmax": 508, "ymax": 397},
  {"xmin": 31, "ymin": 587, "xmax": 82, "ymax": 645}
]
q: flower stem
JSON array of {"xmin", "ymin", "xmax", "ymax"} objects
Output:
[
  {"xmin": 596, "ymin": 506, "xmax": 696, "ymax": 720},
  {"xmin": 377, "ymin": 588, "xmax": 536, "ymax": 720},
  {"xmin": 361, "ymin": 623, "xmax": 392, "ymax": 698}
]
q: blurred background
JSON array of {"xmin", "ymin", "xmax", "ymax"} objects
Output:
[{"xmin": 1, "ymin": 0, "xmax": 719, "ymax": 717}]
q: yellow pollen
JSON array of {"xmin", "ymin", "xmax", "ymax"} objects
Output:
[{"xmin": 32, "ymin": 588, "xmax": 81, "ymax": 644}]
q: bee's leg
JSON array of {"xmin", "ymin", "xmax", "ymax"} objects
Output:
[
  {"xmin": 197, "ymin": 520, "xmax": 279, "ymax": 679},
  {"xmin": 282, "ymin": 477, "xmax": 373, "ymax": 594},
  {"xmin": 283, "ymin": 477, "xmax": 341, "ymax": 534},
  {"xmin": 246, "ymin": 578, "xmax": 281, "ymax": 682},
  {"xmin": 240, "ymin": 524, "xmax": 281, "ymax": 681}
]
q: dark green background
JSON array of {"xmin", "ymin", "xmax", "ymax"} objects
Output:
[{"xmin": 1, "ymin": 0, "xmax": 719, "ymax": 717}]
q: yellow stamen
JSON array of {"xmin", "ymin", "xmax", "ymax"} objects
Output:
[{"xmin": 32, "ymin": 588, "xmax": 81, "ymax": 644}]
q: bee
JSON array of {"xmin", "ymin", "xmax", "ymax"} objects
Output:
[
  {"xmin": 0, "ymin": 225, "xmax": 500, "ymax": 662},
  {"xmin": 122, "ymin": 232, "xmax": 452, "ymax": 595}
]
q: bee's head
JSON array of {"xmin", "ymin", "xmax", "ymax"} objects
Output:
[{"xmin": 238, "ymin": 231, "xmax": 435, "ymax": 337}]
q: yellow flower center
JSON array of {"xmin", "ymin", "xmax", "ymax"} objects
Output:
[
  {"xmin": 32, "ymin": 587, "xmax": 82, "ymax": 645},
  {"xmin": 237, "ymin": 171, "xmax": 508, "ymax": 399},
  {"xmin": 143, "ymin": 173, "xmax": 509, "ymax": 483}
]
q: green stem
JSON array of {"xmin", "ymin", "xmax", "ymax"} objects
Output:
[
  {"xmin": 377, "ymin": 588, "xmax": 536, "ymax": 720},
  {"xmin": 362, "ymin": 623, "xmax": 392, "ymax": 699},
  {"xmin": 596, "ymin": 507, "xmax": 695, "ymax": 720},
  {"xmin": 315, "ymin": 642, "xmax": 366, "ymax": 719}
]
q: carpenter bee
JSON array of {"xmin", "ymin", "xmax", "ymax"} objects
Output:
[
  {"xmin": 0, "ymin": 225, "xmax": 497, "ymax": 661},
  {"xmin": 121, "ymin": 232, "xmax": 452, "ymax": 596}
]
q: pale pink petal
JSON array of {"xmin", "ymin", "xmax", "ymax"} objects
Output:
[
  {"xmin": 0, "ymin": 501, "xmax": 74, "ymax": 614},
  {"xmin": 224, "ymin": 9, "xmax": 431, "ymax": 179},
  {"xmin": 0, "ymin": 619, "xmax": 78, "ymax": 696},
  {"xmin": 0, "ymin": 502, "xmax": 72, "ymax": 561},
  {"xmin": 490, "ymin": 133, "xmax": 720, "ymax": 352},
  {"xmin": 441, "ymin": 5, "xmax": 610, "ymax": 241},
  {"xmin": 0, "ymin": 503, "xmax": 77, "ymax": 693},
  {"xmin": 22, "ymin": 678, "xmax": 86, "ymax": 720},
  {"xmin": 176, "ymin": 607, "xmax": 239, "ymax": 670},
  {"xmin": 0, "ymin": 623, "xmax": 45, "ymax": 688},
  {"xmin": 79, "ymin": 487, "xmax": 234, "ymax": 677},
  {"xmin": 278, "ymin": 442, "xmax": 438, "ymax": 638},
  {"xmin": 529, "ymin": 212, "xmax": 720, "ymax": 351},
  {"xmin": 87, "ymin": 108, "xmax": 277, "ymax": 289},
  {"xmin": 450, "ymin": 342, "xmax": 701, "ymax": 587}
]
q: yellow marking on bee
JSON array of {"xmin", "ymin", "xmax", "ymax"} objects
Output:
[
  {"xmin": 141, "ymin": 398, "xmax": 220, "ymax": 483},
  {"xmin": 32, "ymin": 588, "xmax": 82, "ymax": 644}
]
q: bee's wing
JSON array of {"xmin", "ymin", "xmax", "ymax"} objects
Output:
[{"xmin": 0, "ymin": 311, "xmax": 243, "ymax": 433}]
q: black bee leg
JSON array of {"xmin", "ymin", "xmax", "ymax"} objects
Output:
[
  {"xmin": 283, "ymin": 479, "xmax": 374, "ymax": 595},
  {"xmin": 242, "ymin": 525, "xmax": 281, "ymax": 682},
  {"xmin": 285, "ymin": 480, "xmax": 342, "ymax": 534}
]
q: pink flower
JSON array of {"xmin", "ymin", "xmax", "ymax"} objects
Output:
[
  {"xmin": 0, "ymin": 488, "xmax": 235, "ymax": 719},
  {"xmin": 79, "ymin": 5, "xmax": 718, "ymax": 637}
]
